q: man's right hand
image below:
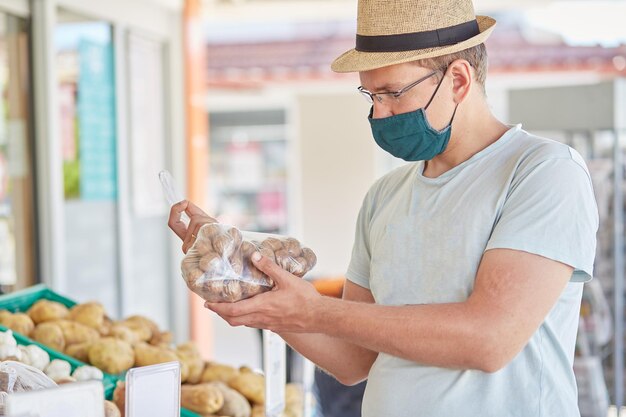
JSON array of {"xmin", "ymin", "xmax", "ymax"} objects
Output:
[{"xmin": 167, "ymin": 200, "xmax": 217, "ymax": 253}]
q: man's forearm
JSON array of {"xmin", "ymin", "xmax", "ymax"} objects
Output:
[
  {"xmin": 312, "ymin": 297, "xmax": 496, "ymax": 372},
  {"xmin": 279, "ymin": 331, "xmax": 378, "ymax": 385}
]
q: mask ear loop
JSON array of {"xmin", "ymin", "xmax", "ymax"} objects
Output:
[
  {"xmin": 448, "ymin": 103, "xmax": 459, "ymax": 125},
  {"xmin": 424, "ymin": 70, "xmax": 447, "ymax": 110},
  {"xmin": 425, "ymin": 67, "xmax": 459, "ymax": 127}
]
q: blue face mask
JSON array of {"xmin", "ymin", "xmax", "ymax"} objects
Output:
[{"xmin": 368, "ymin": 77, "xmax": 458, "ymax": 162}]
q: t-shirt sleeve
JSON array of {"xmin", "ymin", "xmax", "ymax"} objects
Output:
[
  {"xmin": 485, "ymin": 153, "xmax": 599, "ymax": 282},
  {"xmin": 346, "ymin": 191, "xmax": 374, "ymax": 289}
]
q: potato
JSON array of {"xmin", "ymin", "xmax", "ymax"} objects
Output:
[
  {"xmin": 290, "ymin": 258, "xmax": 307, "ymax": 277},
  {"xmin": 201, "ymin": 280, "xmax": 244, "ymax": 303},
  {"xmin": 250, "ymin": 405, "xmax": 289, "ymax": 417},
  {"xmin": 301, "ymin": 248, "xmax": 317, "ymax": 269},
  {"xmin": 110, "ymin": 324, "xmax": 141, "ymax": 346},
  {"xmin": 250, "ymin": 405, "xmax": 300, "ymax": 417},
  {"xmin": 198, "ymin": 223, "xmax": 221, "ymax": 241},
  {"xmin": 285, "ymin": 383, "xmax": 303, "ymax": 407},
  {"xmin": 125, "ymin": 315, "xmax": 159, "ymax": 333},
  {"xmin": 65, "ymin": 342, "xmax": 93, "ymax": 363},
  {"xmin": 0, "ymin": 312, "xmax": 35, "ymax": 336},
  {"xmin": 284, "ymin": 238, "xmax": 302, "ymax": 257},
  {"xmin": 122, "ymin": 316, "xmax": 159, "ymax": 341},
  {"xmin": 117, "ymin": 322, "xmax": 150, "ymax": 343},
  {"xmin": 134, "ymin": 342, "xmax": 190, "ymax": 382},
  {"xmin": 274, "ymin": 249, "xmax": 289, "ymax": 264},
  {"xmin": 262, "ymin": 238, "xmax": 284, "ymax": 252},
  {"xmin": 284, "ymin": 384, "xmax": 304, "ymax": 417},
  {"xmin": 208, "ymin": 381, "xmax": 251, "ymax": 417},
  {"xmin": 54, "ymin": 320, "xmax": 100, "ymax": 345},
  {"xmin": 193, "ymin": 238, "xmax": 213, "ymax": 255},
  {"xmin": 185, "ymin": 268, "xmax": 205, "ymax": 284},
  {"xmin": 182, "ymin": 255, "xmax": 201, "ymax": 276},
  {"xmin": 199, "ymin": 253, "xmax": 222, "ymax": 273},
  {"xmin": 258, "ymin": 246, "xmax": 276, "ymax": 264},
  {"xmin": 31, "ymin": 322, "xmax": 65, "ymax": 351},
  {"xmin": 240, "ymin": 281, "xmax": 271, "ymax": 298},
  {"xmin": 228, "ymin": 371, "xmax": 265, "ymax": 405},
  {"xmin": 133, "ymin": 342, "xmax": 177, "ymax": 366},
  {"xmin": 89, "ymin": 338, "xmax": 135, "ymax": 374},
  {"xmin": 181, "ymin": 383, "xmax": 224, "ymax": 414},
  {"xmin": 201, "ymin": 362, "xmax": 239, "ymax": 384},
  {"xmin": 212, "ymin": 227, "xmax": 242, "ymax": 257},
  {"xmin": 272, "ymin": 243, "xmax": 316, "ymax": 277},
  {"xmin": 150, "ymin": 331, "xmax": 173, "ymax": 347},
  {"xmin": 283, "ymin": 406, "xmax": 303, "ymax": 417},
  {"xmin": 27, "ymin": 300, "xmax": 69, "ymax": 324},
  {"xmin": 229, "ymin": 251, "xmax": 244, "ymax": 276},
  {"xmin": 113, "ymin": 381, "xmax": 126, "ymax": 417},
  {"xmin": 104, "ymin": 400, "xmax": 121, "ymax": 417},
  {"xmin": 241, "ymin": 241, "xmax": 257, "ymax": 259},
  {"xmin": 251, "ymin": 405, "xmax": 264, "ymax": 417},
  {"xmin": 100, "ymin": 316, "xmax": 113, "ymax": 336},
  {"xmin": 68, "ymin": 302, "xmax": 105, "ymax": 330},
  {"xmin": 176, "ymin": 343, "xmax": 204, "ymax": 384}
]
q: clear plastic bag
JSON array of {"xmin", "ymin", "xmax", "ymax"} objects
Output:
[
  {"xmin": 181, "ymin": 223, "xmax": 317, "ymax": 303},
  {"xmin": 0, "ymin": 360, "xmax": 57, "ymax": 415}
]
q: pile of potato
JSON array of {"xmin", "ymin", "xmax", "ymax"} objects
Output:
[
  {"xmin": 0, "ymin": 301, "xmax": 305, "ymax": 417},
  {"xmin": 114, "ymin": 363, "xmax": 303, "ymax": 417},
  {"xmin": 182, "ymin": 223, "xmax": 317, "ymax": 303},
  {"xmin": 0, "ymin": 301, "xmax": 175, "ymax": 376}
]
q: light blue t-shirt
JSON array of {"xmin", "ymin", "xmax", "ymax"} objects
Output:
[{"xmin": 346, "ymin": 125, "xmax": 599, "ymax": 417}]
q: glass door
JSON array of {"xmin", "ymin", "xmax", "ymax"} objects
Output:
[{"xmin": 55, "ymin": 9, "xmax": 119, "ymax": 313}]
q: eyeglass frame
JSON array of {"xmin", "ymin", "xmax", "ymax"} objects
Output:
[{"xmin": 357, "ymin": 70, "xmax": 440, "ymax": 104}]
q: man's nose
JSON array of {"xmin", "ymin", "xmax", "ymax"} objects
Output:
[{"xmin": 371, "ymin": 100, "xmax": 394, "ymax": 119}]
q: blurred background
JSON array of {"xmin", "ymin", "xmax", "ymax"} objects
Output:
[{"xmin": 0, "ymin": 0, "xmax": 624, "ymax": 415}]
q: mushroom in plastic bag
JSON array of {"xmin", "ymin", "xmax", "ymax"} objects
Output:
[{"xmin": 181, "ymin": 223, "xmax": 317, "ymax": 303}]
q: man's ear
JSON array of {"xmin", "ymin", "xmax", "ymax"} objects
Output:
[{"xmin": 448, "ymin": 59, "xmax": 473, "ymax": 104}]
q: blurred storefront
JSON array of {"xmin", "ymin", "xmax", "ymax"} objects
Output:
[
  {"xmin": 0, "ymin": 0, "xmax": 624, "ymax": 415},
  {"xmin": 0, "ymin": 0, "xmax": 190, "ymax": 339}
]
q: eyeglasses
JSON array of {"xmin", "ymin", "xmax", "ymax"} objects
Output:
[{"xmin": 357, "ymin": 71, "xmax": 439, "ymax": 105}]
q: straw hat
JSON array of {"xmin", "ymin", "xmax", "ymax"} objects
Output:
[{"xmin": 331, "ymin": 0, "xmax": 496, "ymax": 73}]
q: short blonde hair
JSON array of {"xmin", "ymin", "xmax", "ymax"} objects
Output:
[{"xmin": 415, "ymin": 43, "xmax": 488, "ymax": 92}]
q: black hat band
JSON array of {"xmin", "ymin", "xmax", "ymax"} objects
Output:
[{"xmin": 355, "ymin": 19, "xmax": 480, "ymax": 53}]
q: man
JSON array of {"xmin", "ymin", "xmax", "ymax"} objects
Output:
[{"xmin": 169, "ymin": 0, "xmax": 598, "ymax": 415}]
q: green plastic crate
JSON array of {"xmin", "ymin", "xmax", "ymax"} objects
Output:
[
  {"xmin": 0, "ymin": 284, "xmax": 77, "ymax": 312},
  {"xmin": 180, "ymin": 408, "xmax": 200, "ymax": 417},
  {"xmin": 0, "ymin": 285, "xmax": 201, "ymax": 416}
]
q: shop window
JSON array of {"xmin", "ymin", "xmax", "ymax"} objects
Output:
[{"xmin": 55, "ymin": 9, "xmax": 119, "ymax": 313}]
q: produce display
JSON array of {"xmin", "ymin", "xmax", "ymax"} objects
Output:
[
  {"xmin": 0, "ymin": 289, "xmax": 306, "ymax": 417},
  {"xmin": 0, "ymin": 330, "xmax": 119, "ymax": 416},
  {"xmin": 181, "ymin": 223, "xmax": 317, "ymax": 303}
]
